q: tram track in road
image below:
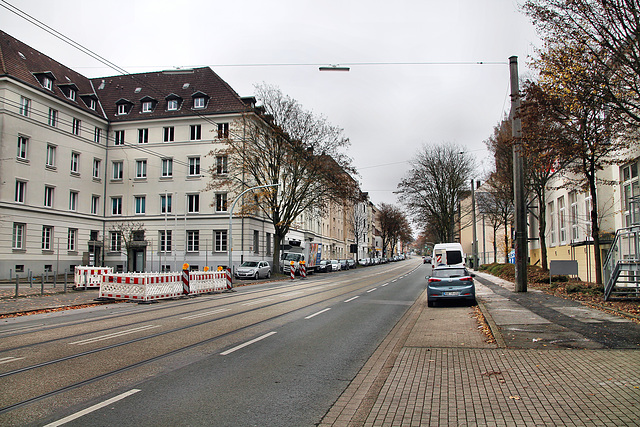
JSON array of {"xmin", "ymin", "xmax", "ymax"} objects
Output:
[{"xmin": 0, "ymin": 262, "xmax": 422, "ymax": 421}]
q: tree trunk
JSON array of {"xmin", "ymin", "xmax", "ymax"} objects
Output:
[
  {"xmin": 538, "ymin": 195, "xmax": 549, "ymax": 271},
  {"xmin": 589, "ymin": 184, "xmax": 603, "ymax": 285}
]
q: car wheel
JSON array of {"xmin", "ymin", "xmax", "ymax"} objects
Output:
[
  {"xmin": 266, "ymin": 270, "xmax": 271, "ymax": 278},
  {"xmin": 254, "ymin": 272, "xmax": 259, "ymax": 280}
]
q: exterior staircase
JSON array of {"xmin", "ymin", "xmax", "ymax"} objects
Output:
[{"xmin": 603, "ymin": 196, "xmax": 640, "ymax": 301}]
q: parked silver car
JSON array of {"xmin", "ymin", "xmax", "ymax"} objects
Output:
[
  {"xmin": 330, "ymin": 259, "xmax": 341, "ymax": 271},
  {"xmin": 427, "ymin": 266, "xmax": 476, "ymax": 307},
  {"xmin": 235, "ymin": 261, "xmax": 271, "ymax": 280}
]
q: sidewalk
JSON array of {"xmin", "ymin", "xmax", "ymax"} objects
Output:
[{"xmin": 320, "ymin": 271, "xmax": 640, "ymax": 426}]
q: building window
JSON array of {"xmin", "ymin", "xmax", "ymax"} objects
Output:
[
  {"xmin": 584, "ymin": 196, "xmax": 593, "ymax": 239},
  {"xmin": 187, "ymin": 194, "xmax": 199, "ymax": 213},
  {"xmin": 138, "ymin": 128, "xmax": 149, "ymax": 143},
  {"xmin": 217, "ymin": 123, "xmax": 229, "ymax": 139},
  {"xmin": 215, "ymin": 230, "xmax": 227, "ymax": 252},
  {"xmin": 569, "ymin": 191, "xmax": 579, "ymax": 241},
  {"xmin": 67, "ymin": 228, "xmax": 77, "ymax": 251},
  {"xmin": 558, "ymin": 196, "xmax": 567, "ymax": 244},
  {"xmin": 215, "ymin": 193, "xmax": 227, "ymax": 212},
  {"xmin": 167, "ymin": 99, "xmax": 178, "ymax": 111},
  {"xmin": 48, "ymin": 108, "xmax": 58, "ymax": 127},
  {"xmin": 44, "ymin": 186, "xmax": 54, "ymax": 207},
  {"xmin": 253, "ymin": 230, "xmax": 259, "ymax": 254},
  {"xmin": 110, "ymin": 231, "xmax": 122, "ymax": 252},
  {"xmin": 46, "ymin": 144, "xmax": 56, "ymax": 167},
  {"xmin": 622, "ymin": 161, "xmax": 639, "ymax": 227},
  {"xmin": 188, "ymin": 156, "xmax": 200, "ymax": 176},
  {"xmin": 70, "ymin": 152, "xmax": 80, "ymax": 174},
  {"xmin": 20, "ymin": 96, "xmax": 30, "ymax": 116},
  {"xmin": 216, "ymin": 155, "xmax": 228, "ymax": 174},
  {"xmin": 187, "ymin": 230, "xmax": 199, "ymax": 252},
  {"xmin": 12, "ymin": 223, "xmax": 25, "ymax": 250},
  {"xmin": 162, "ymin": 158, "xmax": 173, "ymax": 177},
  {"xmin": 68, "ymin": 89, "xmax": 76, "ymax": 101},
  {"xmin": 159, "ymin": 230, "xmax": 172, "ymax": 252},
  {"xmin": 112, "ymin": 161, "xmax": 123, "ymax": 180},
  {"xmin": 42, "ymin": 226, "xmax": 53, "ymax": 250},
  {"xmin": 142, "ymin": 101, "xmax": 153, "ymax": 113},
  {"xmin": 43, "ymin": 76, "xmax": 53, "ymax": 90},
  {"xmin": 69, "ymin": 191, "xmax": 78, "ymax": 211},
  {"xmin": 91, "ymin": 195, "xmax": 99, "ymax": 215},
  {"xmin": 15, "ymin": 180, "xmax": 26, "ymax": 203},
  {"xmin": 93, "ymin": 158, "xmax": 101, "ymax": 179},
  {"xmin": 193, "ymin": 97, "xmax": 205, "ymax": 109},
  {"xmin": 266, "ymin": 232, "xmax": 272, "ymax": 256},
  {"xmin": 136, "ymin": 160, "xmax": 147, "ymax": 178},
  {"xmin": 94, "ymin": 127, "xmax": 101, "ymax": 143},
  {"xmin": 114, "ymin": 130, "xmax": 125, "ymax": 145},
  {"xmin": 161, "ymin": 194, "xmax": 172, "ymax": 213},
  {"xmin": 548, "ymin": 201, "xmax": 556, "ymax": 246},
  {"xmin": 117, "ymin": 104, "xmax": 127, "ymax": 115},
  {"xmin": 89, "ymin": 98, "xmax": 96, "ymax": 110},
  {"xmin": 135, "ymin": 196, "xmax": 146, "ymax": 214},
  {"xmin": 112, "ymin": 197, "xmax": 122, "ymax": 215},
  {"xmin": 163, "ymin": 126, "xmax": 174, "ymax": 142},
  {"xmin": 190, "ymin": 124, "xmax": 202, "ymax": 141},
  {"xmin": 72, "ymin": 118, "xmax": 81, "ymax": 136},
  {"xmin": 17, "ymin": 136, "xmax": 28, "ymax": 160}
]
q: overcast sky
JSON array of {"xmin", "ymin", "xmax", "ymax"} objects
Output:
[{"xmin": 1, "ymin": 0, "xmax": 540, "ymax": 207}]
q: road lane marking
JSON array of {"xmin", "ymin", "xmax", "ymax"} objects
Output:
[
  {"xmin": 220, "ymin": 332, "xmax": 277, "ymax": 356},
  {"xmin": 0, "ymin": 356, "xmax": 24, "ymax": 365},
  {"xmin": 391, "ymin": 279, "xmax": 398, "ymax": 282},
  {"xmin": 381, "ymin": 283, "xmax": 389, "ymax": 287},
  {"xmin": 242, "ymin": 298, "xmax": 273, "ymax": 306},
  {"xmin": 367, "ymin": 288, "xmax": 377, "ymax": 293},
  {"xmin": 44, "ymin": 389, "xmax": 141, "ymax": 427},
  {"xmin": 344, "ymin": 296, "xmax": 359, "ymax": 303},
  {"xmin": 69, "ymin": 325, "xmax": 159, "ymax": 345},
  {"xmin": 305, "ymin": 308, "xmax": 331, "ymax": 319},
  {"xmin": 181, "ymin": 308, "xmax": 231, "ymax": 320}
]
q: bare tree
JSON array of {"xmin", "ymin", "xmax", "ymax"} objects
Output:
[
  {"xmin": 377, "ymin": 203, "xmax": 412, "ymax": 257},
  {"xmin": 208, "ymin": 84, "xmax": 358, "ymax": 268},
  {"xmin": 398, "ymin": 143, "xmax": 474, "ymax": 243},
  {"xmin": 348, "ymin": 195, "xmax": 369, "ymax": 259}
]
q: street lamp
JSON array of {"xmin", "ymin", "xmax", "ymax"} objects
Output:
[
  {"xmin": 319, "ymin": 65, "xmax": 350, "ymax": 72},
  {"xmin": 228, "ymin": 183, "xmax": 281, "ymax": 283}
]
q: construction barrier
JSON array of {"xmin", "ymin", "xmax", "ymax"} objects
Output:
[
  {"xmin": 99, "ymin": 270, "xmax": 231, "ymax": 302},
  {"xmin": 74, "ymin": 266, "xmax": 113, "ymax": 289},
  {"xmin": 300, "ymin": 261, "xmax": 306, "ymax": 279},
  {"xmin": 290, "ymin": 261, "xmax": 295, "ymax": 280}
]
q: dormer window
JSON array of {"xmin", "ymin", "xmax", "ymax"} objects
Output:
[
  {"xmin": 43, "ymin": 76, "xmax": 53, "ymax": 90},
  {"xmin": 194, "ymin": 97, "xmax": 206, "ymax": 109},
  {"xmin": 142, "ymin": 101, "xmax": 153, "ymax": 112},
  {"xmin": 33, "ymin": 71, "xmax": 56, "ymax": 91},
  {"xmin": 58, "ymin": 83, "xmax": 79, "ymax": 102},
  {"xmin": 81, "ymin": 94, "xmax": 98, "ymax": 111},
  {"xmin": 89, "ymin": 99, "xmax": 96, "ymax": 110},
  {"xmin": 168, "ymin": 99, "xmax": 178, "ymax": 111},
  {"xmin": 115, "ymin": 98, "xmax": 134, "ymax": 116}
]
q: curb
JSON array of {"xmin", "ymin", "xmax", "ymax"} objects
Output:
[{"xmin": 476, "ymin": 299, "xmax": 506, "ymax": 348}]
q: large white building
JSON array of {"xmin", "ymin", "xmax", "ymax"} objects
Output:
[{"xmin": 0, "ymin": 30, "xmax": 371, "ymax": 279}]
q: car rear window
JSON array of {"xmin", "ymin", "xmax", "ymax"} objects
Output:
[{"xmin": 432, "ymin": 268, "xmax": 466, "ymax": 278}]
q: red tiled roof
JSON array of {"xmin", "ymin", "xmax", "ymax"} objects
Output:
[
  {"xmin": 0, "ymin": 30, "xmax": 105, "ymax": 119},
  {"xmin": 91, "ymin": 68, "xmax": 252, "ymax": 121}
]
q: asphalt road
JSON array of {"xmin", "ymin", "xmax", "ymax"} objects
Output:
[{"xmin": 0, "ymin": 260, "xmax": 424, "ymax": 426}]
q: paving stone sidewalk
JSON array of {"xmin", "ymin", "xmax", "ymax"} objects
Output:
[{"xmin": 321, "ymin": 273, "xmax": 640, "ymax": 426}]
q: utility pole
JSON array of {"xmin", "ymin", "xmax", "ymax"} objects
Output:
[
  {"xmin": 510, "ymin": 56, "xmax": 528, "ymax": 292},
  {"xmin": 471, "ymin": 179, "xmax": 478, "ymax": 269}
]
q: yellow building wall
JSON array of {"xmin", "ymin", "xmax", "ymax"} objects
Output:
[{"xmin": 529, "ymin": 244, "xmax": 601, "ymax": 284}]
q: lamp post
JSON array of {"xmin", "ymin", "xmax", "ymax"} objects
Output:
[{"xmin": 228, "ymin": 183, "xmax": 281, "ymax": 281}]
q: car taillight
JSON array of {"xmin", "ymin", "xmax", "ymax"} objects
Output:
[
  {"xmin": 460, "ymin": 276, "xmax": 473, "ymax": 281},
  {"xmin": 428, "ymin": 278, "xmax": 441, "ymax": 282}
]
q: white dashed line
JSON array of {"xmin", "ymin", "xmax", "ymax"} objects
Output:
[
  {"xmin": 44, "ymin": 389, "xmax": 141, "ymax": 427},
  {"xmin": 344, "ymin": 296, "xmax": 360, "ymax": 303},
  {"xmin": 305, "ymin": 308, "xmax": 331, "ymax": 319},
  {"xmin": 220, "ymin": 332, "xmax": 277, "ymax": 356}
]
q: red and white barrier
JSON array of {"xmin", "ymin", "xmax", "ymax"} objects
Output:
[
  {"xmin": 99, "ymin": 270, "xmax": 230, "ymax": 302},
  {"xmin": 74, "ymin": 266, "xmax": 113, "ymax": 289}
]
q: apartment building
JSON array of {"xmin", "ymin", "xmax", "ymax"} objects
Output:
[{"xmin": 0, "ymin": 30, "xmax": 361, "ymax": 278}]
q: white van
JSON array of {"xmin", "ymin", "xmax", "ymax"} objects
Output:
[{"xmin": 427, "ymin": 243, "xmax": 465, "ymax": 275}]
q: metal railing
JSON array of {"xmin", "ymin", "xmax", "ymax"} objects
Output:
[{"xmin": 603, "ymin": 224, "xmax": 640, "ymax": 300}]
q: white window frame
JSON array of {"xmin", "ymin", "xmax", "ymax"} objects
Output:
[
  {"xmin": 93, "ymin": 158, "xmax": 101, "ymax": 179},
  {"xmin": 112, "ymin": 197, "xmax": 122, "ymax": 215},
  {"xmin": 94, "ymin": 127, "xmax": 101, "ymax": 143},
  {"xmin": 161, "ymin": 194, "xmax": 172, "ymax": 213},
  {"xmin": 43, "ymin": 76, "xmax": 53, "ymax": 90},
  {"xmin": 188, "ymin": 157, "xmax": 200, "ymax": 176},
  {"xmin": 558, "ymin": 196, "xmax": 567, "ymax": 245},
  {"xmin": 138, "ymin": 128, "xmax": 149, "ymax": 143},
  {"xmin": 72, "ymin": 118, "xmax": 81, "ymax": 136},
  {"xmin": 42, "ymin": 226, "xmax": 53, "ymax": 250},
  {"xmin": 142, "ymin": 101, "xmax": 153, "ymax": 113},
  {"xmin": 20, "ymin": 96, "xmax": 30, "ymax": 116},
  {"xmin": 117, "ymin": 104, "xmax": 127, "ymax": 115},
  {"xmin": 162, "ymin": 158, "xmax": 173, "ymax": 177},
  {"xmin": 70, "ymin": 152, "xmax": 80, "ymax": 174},
  {"xmin": 215, "ymin": 230, "xmax": 228, "ymax": 252},
  {"xmin": 17, "ymin": 136, "xmax": 28, "ymax": 160},
  {"xmin": 44, "ymin": 185, "xmax": 54, "ymax": 208},
  {"xmin": 159, "ymin": 230, "xmax": 172, "ymax": 252},
  {"xmin": 91, "ymin": 195, "xmax": 100, "ymax": 215},
  {"xmin": 112, "ymin": 161, "xmax": 124, "ymax": 180},
  {"xmin": 12, "ymin": 223, "xmax": 25, "ymax": 250},
  {"xmin": 193, "ymin": 97, "xmax": 205, "ymax": 109},
  {"xmin": 15, "ymin": 180, "xmax": 26, "ymax": 203},
  {"xmin": 163, "ymin": 126, "xmax": 175, "ymax": 142},
  {"xmin": 215, "ymin": 193, "xmax": 228, "ymax": 212},
  {"xmin": 46, "ymin": 144, "xmax": 56, "ymax": 168},
  {"xmin": 67, "ymin": 228, "xmax": 77, "ymax": 251},
  {"xmin": 187, "ymin": 230, "xmax": 199, "ymax": 252},
  {"xmin": 569, "ymin": 191, "xmax": 579, "ymax": 242},
  {"xmin": 190, "ymin": 124, "xmax": 202, "ymax": 141},
  {"xmin": 48, "ymin": 108, "xmax": 58, "ymax": 127},
  {"xmin": 114, "ymin": 130, "xmax": 125, "ymax": 145},
  {"xmin": 68, "ymin": 89, "xmax": 76, "ymax": 101},
  {"xmin": 69, "ymin": 191, "xmax": 78, "ymax": 211},
  {"xmin": 136, "ymin": 160, "xmax": 147, "ymax": 179},
  {"xmin": 110, "ymin": 231, "xmax": 122, "ymax": 252},
  {"xmin": 187, "ymin": 194, "xmax": 199, "ymax": 213},
  {"xmin": 216, "ymin": 155, "xmax": 228, "ymax": 174},
  {"xmin": 167, "ymin": 99, "xmax": 178, "ymax": 111},
  {"xmin": 548, "ymin": 201, "xmax": 556, "ymax": 246},
  {"xmin": 135, "ymin": 196, "xmax": 146, "ymax": 214}
]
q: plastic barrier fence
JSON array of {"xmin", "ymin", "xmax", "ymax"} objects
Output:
[
  {"xmin": 74, "ymin": 266, "xmax": 113, "ymax": 289},
  {"xmin": 99, "ymin": 270, "xmax": 231, "ymax": 302}
]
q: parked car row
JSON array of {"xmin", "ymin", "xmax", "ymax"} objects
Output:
[
  {"xmin": 316, "ymin": 259, "xmax": 357, "ymax": 273},
  {"xmin": 358, "ymin": 255, "xmax": 407, "ymax": 266}
]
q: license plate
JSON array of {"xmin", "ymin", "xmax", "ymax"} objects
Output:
[{"xmin": 444, "ymin": 291, "xmax": 459, "ymax": 296}]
